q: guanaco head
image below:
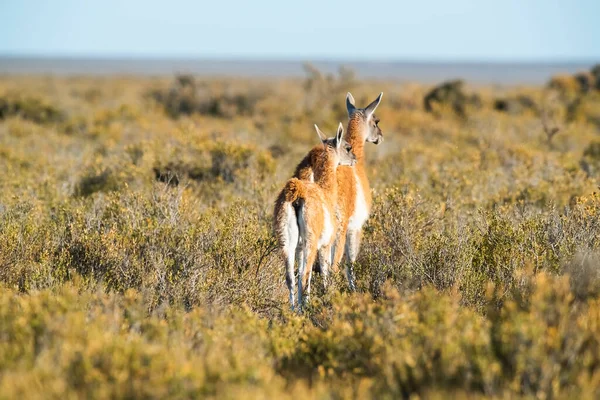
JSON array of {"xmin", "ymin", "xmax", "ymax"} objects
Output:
[
  {"xmin": 346, "ymin": 92, "xmax": 383, "ymax": 144},
  {"xmin": 314, "ymin": 122, "xmax": 357, "ymax": 167}
]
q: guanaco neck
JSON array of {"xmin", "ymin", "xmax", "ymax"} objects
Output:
[
  {"xmin": 312, "ymin": 148, "xmax": 338, "ymax": 197},
  {"xmin": 346, "ymin": 114, "xmax": 367, "ymax": 164}
]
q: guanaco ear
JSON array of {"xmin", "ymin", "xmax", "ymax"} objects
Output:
[
  {"xmin": 346, "ymin": 92, "xmax": 356, "ymax": 116},
  {"xmin": 364, "ymin": 92, "xmax": 383, "ymax": 117},
  {"xmin": 314, "ymin": 124, "xmax": 327, "ymax": 143},
  {"xmin": 335, "ymin": 122, "xmax": 344, "ymax": 149}
]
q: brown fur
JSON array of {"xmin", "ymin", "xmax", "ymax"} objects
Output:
[
  {"xmin": 293, "ymin": 153, "xmax": 314, "ymax": 181},
  {"xmin": 282, "ymin": 178, "xmax": 307, "ymax": 203}
]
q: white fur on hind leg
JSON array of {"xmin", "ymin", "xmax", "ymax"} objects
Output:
[
  {"xmin": 283, "ymin": 203, "xmax": 298, "ymax": 308},
  {"xmin": 297, "ymin": 246, "xmax": 308, "ymax": 309},
  {"xmin": 345, "ymin": 229, "xmax": 360, "ymax": 292}
]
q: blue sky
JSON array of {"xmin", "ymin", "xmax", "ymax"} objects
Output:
[{"xmin": 1, "ymin": 0, "xmax": 598, "ymax": 61}]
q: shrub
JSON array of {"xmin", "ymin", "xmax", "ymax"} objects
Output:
[
  {"xmin": 581, "ymin": 141, "xmax": 600, "ymax": 177},
  {"xmin": 149, "ymin": 75, "xmax": 269, "ymax": 119},
  {"xmin": 493, "ymin": 95, "xmax": 538, "ymax": 115},
  {"xmin": 152, "ymin": 138, "xmax": 275, "ymax": 204},
  {"xmin": 74, "ymin": 168, "xmax": 121, "ymax": 197},
  {"xmin": 423, "ymin": 79, "xmax": 474, "ymax": 119},
  {"xmin": 0, "ymin": 93, "xmax": 65, "ymax": 124}
]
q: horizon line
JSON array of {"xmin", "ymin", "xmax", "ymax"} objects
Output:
[{"xmin": 1, "ymin": 53, "xmax": 598, "ymax": 66}]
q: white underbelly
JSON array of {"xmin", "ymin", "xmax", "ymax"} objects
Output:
[{"xmin": 347, "ymin": 173, "xmax": 369, "ymax": 231}]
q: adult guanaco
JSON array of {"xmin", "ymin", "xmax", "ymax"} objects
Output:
[{"xmin": 294, "ymin": 93, "xmax": 383, "ymax": 290}]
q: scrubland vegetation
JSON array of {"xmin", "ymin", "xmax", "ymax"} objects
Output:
[{"xmin": 1, "ymin": 64, "xmax": 600, "ymax": 398}]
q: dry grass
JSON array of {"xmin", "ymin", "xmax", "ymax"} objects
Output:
[{"xmin": 1, "ymin": 67, "xmax": 600, "ymax": 398}]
